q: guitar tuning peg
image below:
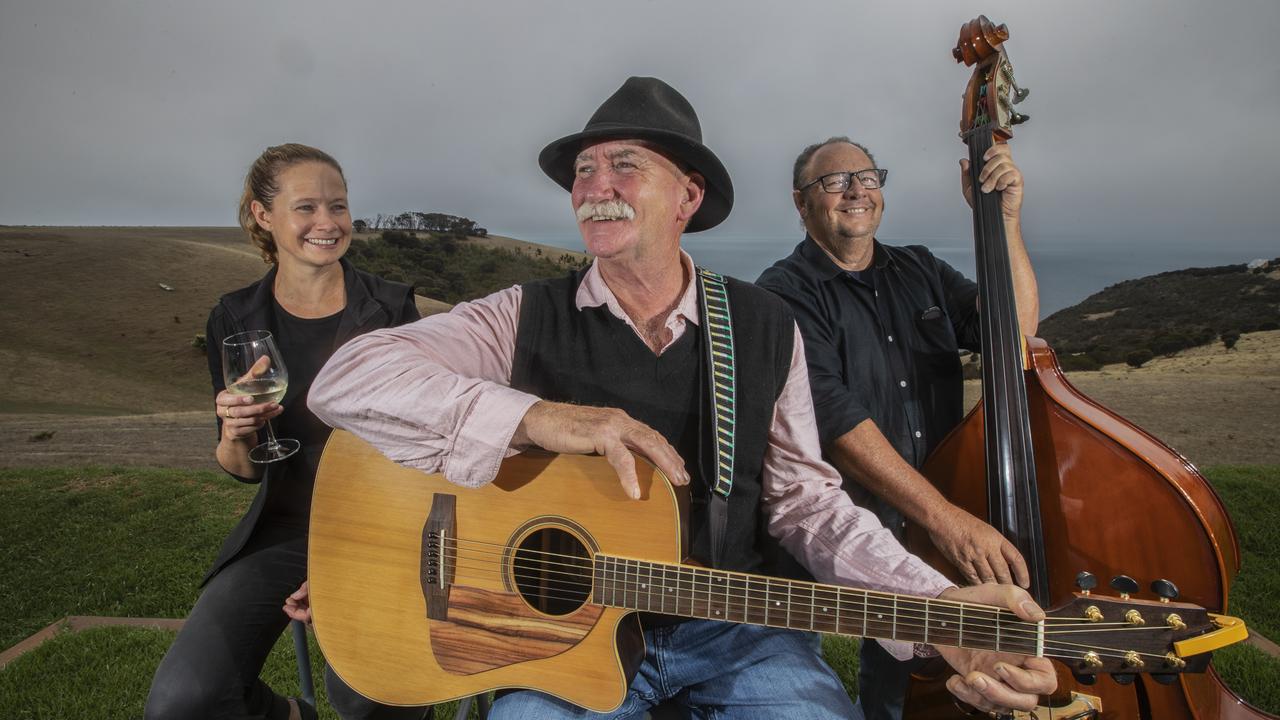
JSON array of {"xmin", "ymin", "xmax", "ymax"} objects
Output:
[
  {"xmin": 1110, "ymin": 575, "xmax": 1140, "ymax": 598},
  {"xmin": 1012, "ymin": 86, "xmax": 1030, "ymax": 104},
  {"xmin": 1151, "ymin": 579, "xmax": 1180, "ymax": 602},
  {"xmin": 1010, "ymin": 112, "xmax": 1030, "ymax": 126},
  {"xmin": 1071, "ymin": 671, "xmax": 1097, "ymax": 686},
  {"xmin": 1152, "ymin": 673, "xmax": 1179, "ymax": 685},
  {"xmin": 1075, "ymin": 571, "xmax": 1097, "ymax": 594},
  {"xmin": 1111, "ymin": 673, "xmax": 1136, "ymax": 686}
]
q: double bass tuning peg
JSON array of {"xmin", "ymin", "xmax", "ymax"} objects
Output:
[
  {"xmin": 1152, "ymin": 579, "xmax": 1180, "ymax": 602},
  {"xmin": 1110, "ymin": 575, "xmax": 1140, "ymax": 598},
  {"xmin": 1075, "ymin": 571, "xmax": 1097, "ymax": 594}
]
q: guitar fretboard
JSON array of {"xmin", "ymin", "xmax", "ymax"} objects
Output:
[{"xmin": 592, "ymin": 554, "xmax": 1041, "ymax": 656}]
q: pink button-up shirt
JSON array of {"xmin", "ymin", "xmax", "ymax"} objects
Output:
[{"xmin": 308, "ymin": 252, "xmax": 952, "ymax": 658}]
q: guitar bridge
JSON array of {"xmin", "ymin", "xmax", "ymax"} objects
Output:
[{"xmin": 421, "ymin": 492, "xmax": 456, "ymax": 620}]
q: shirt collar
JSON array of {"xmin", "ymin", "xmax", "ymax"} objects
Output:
[
  {"xmin": 798, "ymin": 234, "xmax": 894, "ymax": 282},
  {"xmin": 575, "ymin": 249, "xmax": 700, "ymax": 328}
]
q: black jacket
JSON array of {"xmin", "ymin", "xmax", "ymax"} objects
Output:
[{"xmin": 202, "ymin": 258, "xmax": 419, "ymax": 584}]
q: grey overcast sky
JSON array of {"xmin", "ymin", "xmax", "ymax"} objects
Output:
[{"xmin": 2, "ymin": 1, "xmax": 1277, "ymax": 309}]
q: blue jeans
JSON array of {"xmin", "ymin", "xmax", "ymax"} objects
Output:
[{"xmin": 488, "ymin": 620, "xmax": 861, "ymax": 719}]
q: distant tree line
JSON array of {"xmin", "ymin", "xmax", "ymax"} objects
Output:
[
  {"xmin": 346, "ymin": 230, "xmax": 585, "ymax": 304},
  {"xmin": 354, "ymin": 211, "xmax": 487, "ymax": 237}
]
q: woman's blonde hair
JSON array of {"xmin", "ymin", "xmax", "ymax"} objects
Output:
[{"xmin": 237, "ymin": 143, "xmax": 346, "ymax": 264}]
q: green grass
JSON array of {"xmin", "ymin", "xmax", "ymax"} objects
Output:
[
  {"xmin": 0, "ymin": 466, "xmax": 252, "ymax": 649},
  {"xmin": 0, "ymin": 626, "xmax": 482, "ymax": 720},
  {"xmin": 1205, "ymin": 465, "xmax": 1280, "ymax": 641},
  {"xmin": 1, "ymin": 465, "xmax": 1276, "ymax": 717}
]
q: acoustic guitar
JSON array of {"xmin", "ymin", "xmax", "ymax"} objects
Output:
[{"xmin": 308, "ymin": 430, "xmax": 1248, "ymax": 712}]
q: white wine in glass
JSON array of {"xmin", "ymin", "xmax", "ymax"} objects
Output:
[{"xmin": 222, "ymin": 330, "xmax": 299, "ymax": 463}]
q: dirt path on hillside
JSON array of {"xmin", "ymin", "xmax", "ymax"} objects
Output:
[{"xmin": 1, "ymin": 412, "xmax": 219, "ymax": 471}]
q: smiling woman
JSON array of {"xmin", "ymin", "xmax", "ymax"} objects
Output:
[{"xmin": 143, "ymin": 144, "xmax": 427, "ymax": 720}]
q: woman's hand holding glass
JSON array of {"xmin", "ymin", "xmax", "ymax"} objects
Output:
[
  {"xmin": 217, "ymin": 354, "xmax": 285, "ymax": 444},
  {"xmin": 220, "ymin": 330, "xmax": 299, "ymax": 464}
]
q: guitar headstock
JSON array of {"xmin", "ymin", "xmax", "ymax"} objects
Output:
[
  {"xmin": 954, "ymin": 15, "xmax": 1029, "ymax": 142},
  {"xmin": 1044, "ymin": 588, "xmax": 1244, "ymax": 680}
]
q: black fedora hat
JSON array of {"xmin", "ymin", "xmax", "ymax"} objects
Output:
[{"xmin": 538, "ymin": 76, "xmax": 733, "ymax": 233}]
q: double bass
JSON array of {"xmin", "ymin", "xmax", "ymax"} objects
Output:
[{"xmin": 903, "ymin": 16, "xmax": 1275, "ymax": 719}]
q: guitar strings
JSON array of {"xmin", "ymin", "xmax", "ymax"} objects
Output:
[
  {"xmin": 442, "ymin": 537, "xmax": 1155, "ymax": 644},
  {"xmin": 435, "ymin": 537, "xmax": 1183, "ymax": 664},
  {"xmin": 440, "ymin": 534, "xmax": 1146, "ymax": 631},
  {"xmin": 446, "ymin": 562, "xmax": 1171, "ymax": 665},
  {"xmin": 446, "ymin": 555, "xmax": 1165, "ymax": 666},
  {"xmin": 445, "ymin": 539, "xmax": 1150, "ymax": 642}
]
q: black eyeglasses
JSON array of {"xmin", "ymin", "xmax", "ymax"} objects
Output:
[{"xmin": 799, "ymin": 168, "xmax": 889, "ymax": 193}]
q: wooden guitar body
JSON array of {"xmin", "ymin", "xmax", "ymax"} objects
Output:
[
  {"xmin": 308, "ymin": 429, "xmax": 681, "ymax": 711},
  {"xmin": 311, "ymin": 430, "xmax": 1250, "ymax": 714}
]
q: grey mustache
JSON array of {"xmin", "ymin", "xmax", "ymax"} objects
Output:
[{"xmin": 576, "ymin": 200, "xmax": 636, "ymax": 222}]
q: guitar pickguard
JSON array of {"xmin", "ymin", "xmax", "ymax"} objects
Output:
[{"xmin": 429, "ymin": 585, "xmax": 605, "ymax": 675}]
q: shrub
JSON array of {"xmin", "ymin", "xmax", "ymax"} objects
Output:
[
  {"xmin": 1150, "ymin": 332, "xmax": 1194, "ymax": 357},
  {"xmin": 1221, "ymin": 330, "xmax": 1241, "ymax": 350},
  {"xmin": 1125, "ymin": 349, "xmax": 1153, "ymax": 368}
]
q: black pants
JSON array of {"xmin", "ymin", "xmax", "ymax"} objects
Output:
[{"xmin": 144, "ymin": 525, "xmax": 430, "ymax": 720}]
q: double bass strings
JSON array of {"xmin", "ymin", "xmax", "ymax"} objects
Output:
[{"xmin": 435, "ymin": 535, "xmax": 1181, "ymax": 664}]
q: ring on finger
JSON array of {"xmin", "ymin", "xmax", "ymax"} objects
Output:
[{"xmin": 223, "ymin": 406, "xmax": 233, "ymax": 420}]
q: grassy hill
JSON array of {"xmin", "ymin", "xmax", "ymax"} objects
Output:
[
  {"xmin": 1039, "ymin": 258, "xmax": 1280, "ymax": 365},
  {"xmin": 0, "ymin": 226, "xmax": 587, "ymax": 415},
  {"xmin": 0, "ymin": 228, "xmax": 265, "ymax": 414}
]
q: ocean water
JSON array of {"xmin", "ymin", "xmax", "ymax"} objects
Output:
[{"xmin": 525, "ymin": 233, "xmax": 1277, "ymax": 317}]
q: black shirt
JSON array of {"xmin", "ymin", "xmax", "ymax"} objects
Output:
[
  {"xmin": 261, "ymin": 299, "xmax": 344, "ymax": 525},
  {"xmin": 757, "ymin": 236, "xmax": 981, "ymax": 470}
]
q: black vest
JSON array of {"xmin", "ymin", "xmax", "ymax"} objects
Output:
[{"xmin": 512, "ymin": 269, "xmax": 805, "ymax": 577}]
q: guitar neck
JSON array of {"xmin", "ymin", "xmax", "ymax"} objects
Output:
[{"xmin": 592, "ymin": 554, "xmax": 1041, "ymax": 656}]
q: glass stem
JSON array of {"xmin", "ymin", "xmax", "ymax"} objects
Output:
[{"xmin": 264, "ymin": 419, "xmax": 281, "ymax": 450}]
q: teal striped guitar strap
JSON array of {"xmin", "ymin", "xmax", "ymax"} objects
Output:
[{"xmin": 697, "ymin": 267, "xmax": 736, "ymax": 568}]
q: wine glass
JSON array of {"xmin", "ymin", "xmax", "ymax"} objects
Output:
[{"xmin": 222, "ymin": 330, "xmax": 299, "ymax": 463}]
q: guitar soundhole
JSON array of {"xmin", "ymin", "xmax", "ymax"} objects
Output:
[{"xmin": 512, "ymin": 527, "xmax": 593, "ymax": 616}]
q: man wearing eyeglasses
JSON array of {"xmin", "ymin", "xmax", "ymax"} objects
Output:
[{"xmin": 757, "ymin": 137, "xmax": 1040, "ymax": 720}]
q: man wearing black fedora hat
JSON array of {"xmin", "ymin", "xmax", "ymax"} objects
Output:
[{"xmin": 308, "ymin": 77, "xmax": 1055, "ymax": 718}]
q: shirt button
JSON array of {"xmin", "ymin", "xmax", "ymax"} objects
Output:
[
  {"xmin": 899, "ymin": 380, "xmax": 907, "ymax": 387},
  {"xmin": 887, "ymin": 335, "xmax": 894, "ymax": 342},
  {"xmin": 915, "ymin": 431, "xmax": 923, "ymax": 438}
]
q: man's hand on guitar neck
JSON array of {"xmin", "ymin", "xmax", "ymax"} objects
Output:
[
  {"xmin": 935, "ymin": 584, "xmax": 1057, "ymax": 715},
  {"xmin": 513, "ymin": 401, "xmax": 691, "ymax": 500}
]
